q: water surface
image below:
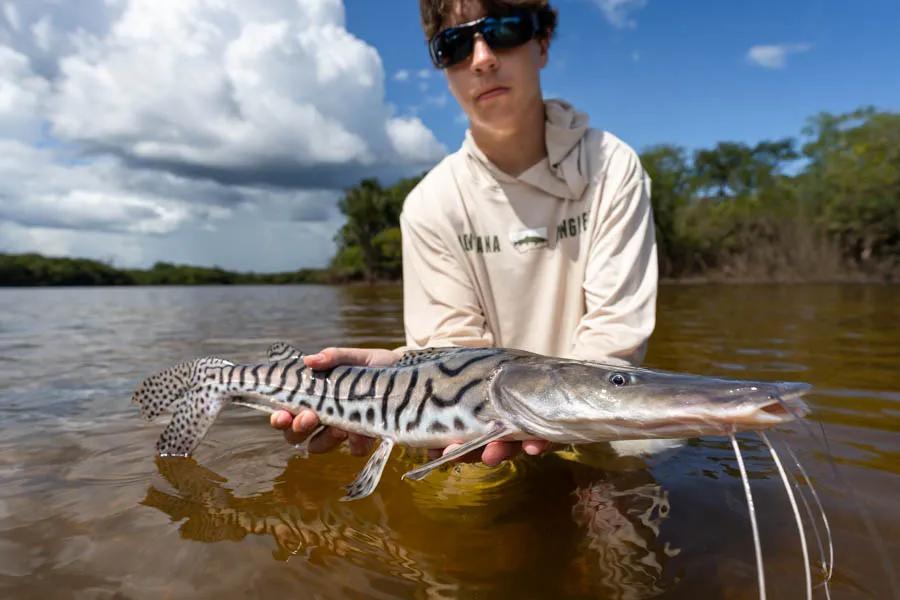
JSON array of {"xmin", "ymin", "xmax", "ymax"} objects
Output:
[{"xmin": 0, "ymin": 284, "xmax": 896, "ymax": 599}]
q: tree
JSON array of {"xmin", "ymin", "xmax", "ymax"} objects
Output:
[
  {"xmin": 801, "ymin": 108, "xmax": 900, "ymax": 265},
  {"xmin": 640, "ymin": 144, "xmax": 691, "ymax": 275},
  {"xmin": 331, "ymin": 174, "xmax": 425, "ymax": 282}
]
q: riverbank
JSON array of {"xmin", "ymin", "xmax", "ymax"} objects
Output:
[{"xmin": 2, "ymin": 252, "xmax": 896, "ymax": 286}]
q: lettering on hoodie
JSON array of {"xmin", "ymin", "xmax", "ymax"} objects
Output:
[
  {"xmin": 556, "ymin": 212, "xmax": 589, "ymax": 242},
  {"xmin": 458, "ymin": 233, "xmax": 501, "ymax": 254}
]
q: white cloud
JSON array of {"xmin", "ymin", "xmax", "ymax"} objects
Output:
[
  {"xmin": 0, "ymin": 140, "xmax": 192, "ymax": 235},
  {"xmin": 2, "ymin": 2, "xmax": 20, "ymax": 31},
  {"xmin": 386, "ymin": 117, "xmax": 446, "ymax": 162},
  {"xmin": 425, "ymin": 93, "xmax": 448, "ymax": 108},
  {"xmin": 393, "ymin": 68, "xmax": 409, "ymax": 81},
  {"xmin": 0, "ymin": 0, "xmax": 448, "ymax": 270},
  {"xmin": 746, "ymin": 43, "xmax": 812, "ymax": 69},
  {"xmin": 590, "ymin": 0, "xmax": 647, "ymax": 29},
  {"xmin": 47, "ymin": 0, "xmax": 445, "ymax": 178},
  {"xmin": 417, "ymin": 68, "xmax": 431, "ymax": 79},
  {"xmin": 0, "ymin": 46, "xmax": 49, "ymax": 140},
  {"xmin": 30, "ymin": 16, "xmax": 54, "ymax": 52}
]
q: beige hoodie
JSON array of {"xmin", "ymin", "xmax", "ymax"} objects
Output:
[{"xmin": 400, "ymin": 100, "xmax": 657, "ymax": 366}]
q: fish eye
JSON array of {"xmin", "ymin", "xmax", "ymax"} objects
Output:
[{"xmin": 609, "ymin": 373, "xmax": 628, "ymax": 386}]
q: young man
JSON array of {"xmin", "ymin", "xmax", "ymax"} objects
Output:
[{"xmin": 270, "ymin": 0, "xmax": 657, "ymax": 465}]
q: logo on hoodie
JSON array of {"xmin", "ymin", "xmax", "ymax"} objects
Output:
[{"xmin": 509, "ymin": 227, "xmax": 549, "ymax": 252}]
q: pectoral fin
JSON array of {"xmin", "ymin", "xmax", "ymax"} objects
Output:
[
  {"xmin": 401, "ymin": 422, "xmax": 514, "ymax": 481},
  {"xmin": 341, "ymin": 438, "xmax": 395, "ymax": 502}
]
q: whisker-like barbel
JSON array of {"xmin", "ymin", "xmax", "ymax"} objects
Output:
[
  {"xmin": 759, "ymin": 431, "xmax": 812, "ymax": 600},
  {"xmin": 731, "ymin": 434, "xmax": 766, "ymax": 600},
  {"xmin": 133, "ymin": 343, "xmax": 812, "ymax": 502},
  {"xmin": 784, "ymin": 440, "xmax": 833, "ymax": 592}
]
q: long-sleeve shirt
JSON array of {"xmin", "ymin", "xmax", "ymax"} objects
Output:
[{"xmin": 399, "ymin": 99, "xmax": 657, "ymax": 366}]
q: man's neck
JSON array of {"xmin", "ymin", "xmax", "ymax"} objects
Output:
[{"xmin": 470, "ymin": 100, "xmax": 546, "ymax": 177}]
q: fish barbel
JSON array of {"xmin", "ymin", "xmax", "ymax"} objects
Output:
[{"xmin": 133, "ymin": 342, "xmax": 810, "ymax": 501}]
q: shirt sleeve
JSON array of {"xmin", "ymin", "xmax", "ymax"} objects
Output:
[
  {"xmin": 399, "ymin": 193, "xmax": 494, "ymax": 351},
  {"xmin": 570, "ymin": 153, "xmax": 658, "ymax": 366}
]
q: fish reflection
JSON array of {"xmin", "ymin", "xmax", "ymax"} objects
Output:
[
  {"xmin": 557, "ymin": 449, "xmax": 679, "ymax": 600},
  {"xmin": 142, "ymin": 456, "xmax": 458, "ymax": 599},
  {"xmin": 143, "ymin": 452, "xmax": 679, "ymax": 600},
  {"xmin": 570, "ymin": 479, "xmax": 677, "ymax": 599}
]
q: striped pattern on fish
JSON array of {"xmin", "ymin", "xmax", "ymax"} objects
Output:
[{"xmin": 133, "ymin": 342, "xmax": 811, "ymax": 501}]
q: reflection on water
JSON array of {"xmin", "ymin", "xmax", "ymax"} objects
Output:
[
  {"xmin": 143, "ymin": 450, "xmax": 679, "ymax": 599},
  {"xmin": 0, "ymin": 283, "xmax": 897, "ymax": 599}
]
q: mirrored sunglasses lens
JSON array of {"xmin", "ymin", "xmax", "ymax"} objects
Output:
[
  {"xmin": 434, "ymin": 28, "xmax": 474, "ymax": 67},
  {"xmin": 482, "ymin": 15, "xmax": 532, "ymax": 48}
]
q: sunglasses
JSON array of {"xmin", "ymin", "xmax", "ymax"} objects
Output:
[{"xmin": 428, "ymin": 9, "xmax": 545, "ymax": 69}]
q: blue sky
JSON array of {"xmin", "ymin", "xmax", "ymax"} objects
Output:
[
  {"xmin": 0, "ymin": 0, "xmax": 896, "ymax": 271},
  {"xmin": 352, "ymin": 0, "xmax": 900, "ymax": 154}
]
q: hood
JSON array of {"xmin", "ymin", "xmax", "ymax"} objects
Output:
[{"xmin": 462, "ymin": 99, "xmax": 591, "ymax": 200}]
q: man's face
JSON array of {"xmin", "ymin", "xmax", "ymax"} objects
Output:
[{"xmin": 441, "ymin": 1, "xmax": 549, "ymax": 134}]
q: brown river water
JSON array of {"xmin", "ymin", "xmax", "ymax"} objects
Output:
[{"xmin": 0, "ymin": 284, "xmax": 897, "ymax": 599}]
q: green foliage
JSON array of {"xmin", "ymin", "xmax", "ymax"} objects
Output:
[
  {"xmin": 642, "ymin": 107, "xmax": 898, "ymax": 280},
  {"xmin": 0, "ymin": 253, "xmax": 133, "ymax": 286},
  {"xmin": 640, "ymin": 144, "xmax": 692, "ymax": 273},
  {"xmin": 331, "ymin": 174, "xmax": 424, "ymax": 281},
  {"xmin": 801, "ymin": 109, "xmax": 900, "ymax": 265},
  {"xmin": 692, "ymin": 138, "xmax": 797, "ymax": 198},
  {"xmin": 0, "ymin": 254, "xmax": 329, "ymax": 286}
]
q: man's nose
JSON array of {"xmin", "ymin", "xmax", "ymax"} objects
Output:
[{"xmin": 470, "ymin": 35, "xmax": 498, "ymax": 72}]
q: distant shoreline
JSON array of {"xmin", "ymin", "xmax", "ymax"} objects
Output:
[{"xmin": 1, "ymin": 252, "xmax": 894, "ymax": 286}]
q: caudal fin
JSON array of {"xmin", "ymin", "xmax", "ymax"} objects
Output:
[
  {"xmin": 132, "ymin": 357, "xmax": 234, "ymax": 456},
  {"xmin": 156, "ymin": 389, "xmax": 226, "ymax": 456},
  {"xmin": 132, "ymin": 357, "xmax": 233, "ymax": 420}
]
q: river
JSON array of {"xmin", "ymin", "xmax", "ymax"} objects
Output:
[{"xmin": 0, "ymin": 284, "xmax": 896, "ymax": 599}]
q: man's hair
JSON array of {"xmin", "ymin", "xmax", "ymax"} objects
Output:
[{"xmin": 419, "ymin": 0, "xmax": 557, "ymax": 41}]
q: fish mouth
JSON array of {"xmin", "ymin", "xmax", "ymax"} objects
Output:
[
  {"xmin": 724, "ymin": 382, "xmax": 812, "ymax": 427},
  {"xmin": 617, "ymin": 382, "xmax": 813, "ymax": 438}
]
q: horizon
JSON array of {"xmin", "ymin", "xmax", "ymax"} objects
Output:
[{"xmin": 1, "ymin": 0, "xmax": 897, "ymax": 271}]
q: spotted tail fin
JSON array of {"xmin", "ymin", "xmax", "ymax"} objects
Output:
[
  {"xmin": 133, "ymin": 357, "xmax": 234, "ymax": 456},
  {"xmin": 132, "ymin": 357, "xmax": 233, "ymax": 420}
]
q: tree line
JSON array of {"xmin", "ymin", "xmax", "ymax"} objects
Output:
[
  {"xmin": 0, "ymin": 254, "xmax": 329, "ymax": 286},
  {"xmin": 334, "ymin": 107, "xmax": 898, "ymax": 282},
  {"xmin": 2, "ymin": 107, "xmax": 896, "ymax": 286}
]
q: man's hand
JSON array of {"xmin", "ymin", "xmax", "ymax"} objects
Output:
[
  {"xmin": 269, "ymin": 347, "xmax": 401, "ymax": 456},
  {"xmin": 426, "ymin": 439, "xmax": 553, "ymax": 465}
]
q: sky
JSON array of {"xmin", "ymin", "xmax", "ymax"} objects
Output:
[{"xmin": 0, "ymin": 0, "xmax": 897, "ymax": 272}]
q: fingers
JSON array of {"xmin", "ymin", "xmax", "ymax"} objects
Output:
[
  {"xmin": 270, "ymin": 409, "xmax": 319, "ymax": 445},
  {"xmin": 427, "ymin": 439, "xmax": 552, "ymax": 467},
  {"xmin": 269, "ymin": 410, "xmax": 293, "ymax": 430},
  {"xmin": 269, "ymin": 408, "xmax": 373, "ymax": 455},
  {"xmin": 303, "ymin": 347, "xmax": 402, "ymax": 370},
  {"xmin": 481, "ymin": 440, "xmax": 522, "ymax": 466},
  {"xmin": 308, "ymin": 426, "xmax": 347, "ymax": 453},
  {"xmin": 522, "ymin": 439, "xmax": 552, "ymax": 456},
  {"xmin": 348, "ymin": 433, "xmax": 375, "ymax": 457},
  {"xmin": 303, "ymin": 347, "xmax": 372, "ymax": 370},
  {"xmin": 437, "ymin": 442, "xmax": 482, "ymax": 463}
]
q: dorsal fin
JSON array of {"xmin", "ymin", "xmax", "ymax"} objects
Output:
[
  {"xmin": 266, "ymin": 342, "xmax": 303, "ymax": 362},
  {"xmin": 393, "ymin": 347, "xmax": 462, "ymax": 368}
]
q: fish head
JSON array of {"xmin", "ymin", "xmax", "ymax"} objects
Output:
[{"xmin": 488, "ymin": 357, "xmax": 811, "ymax": 442}]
